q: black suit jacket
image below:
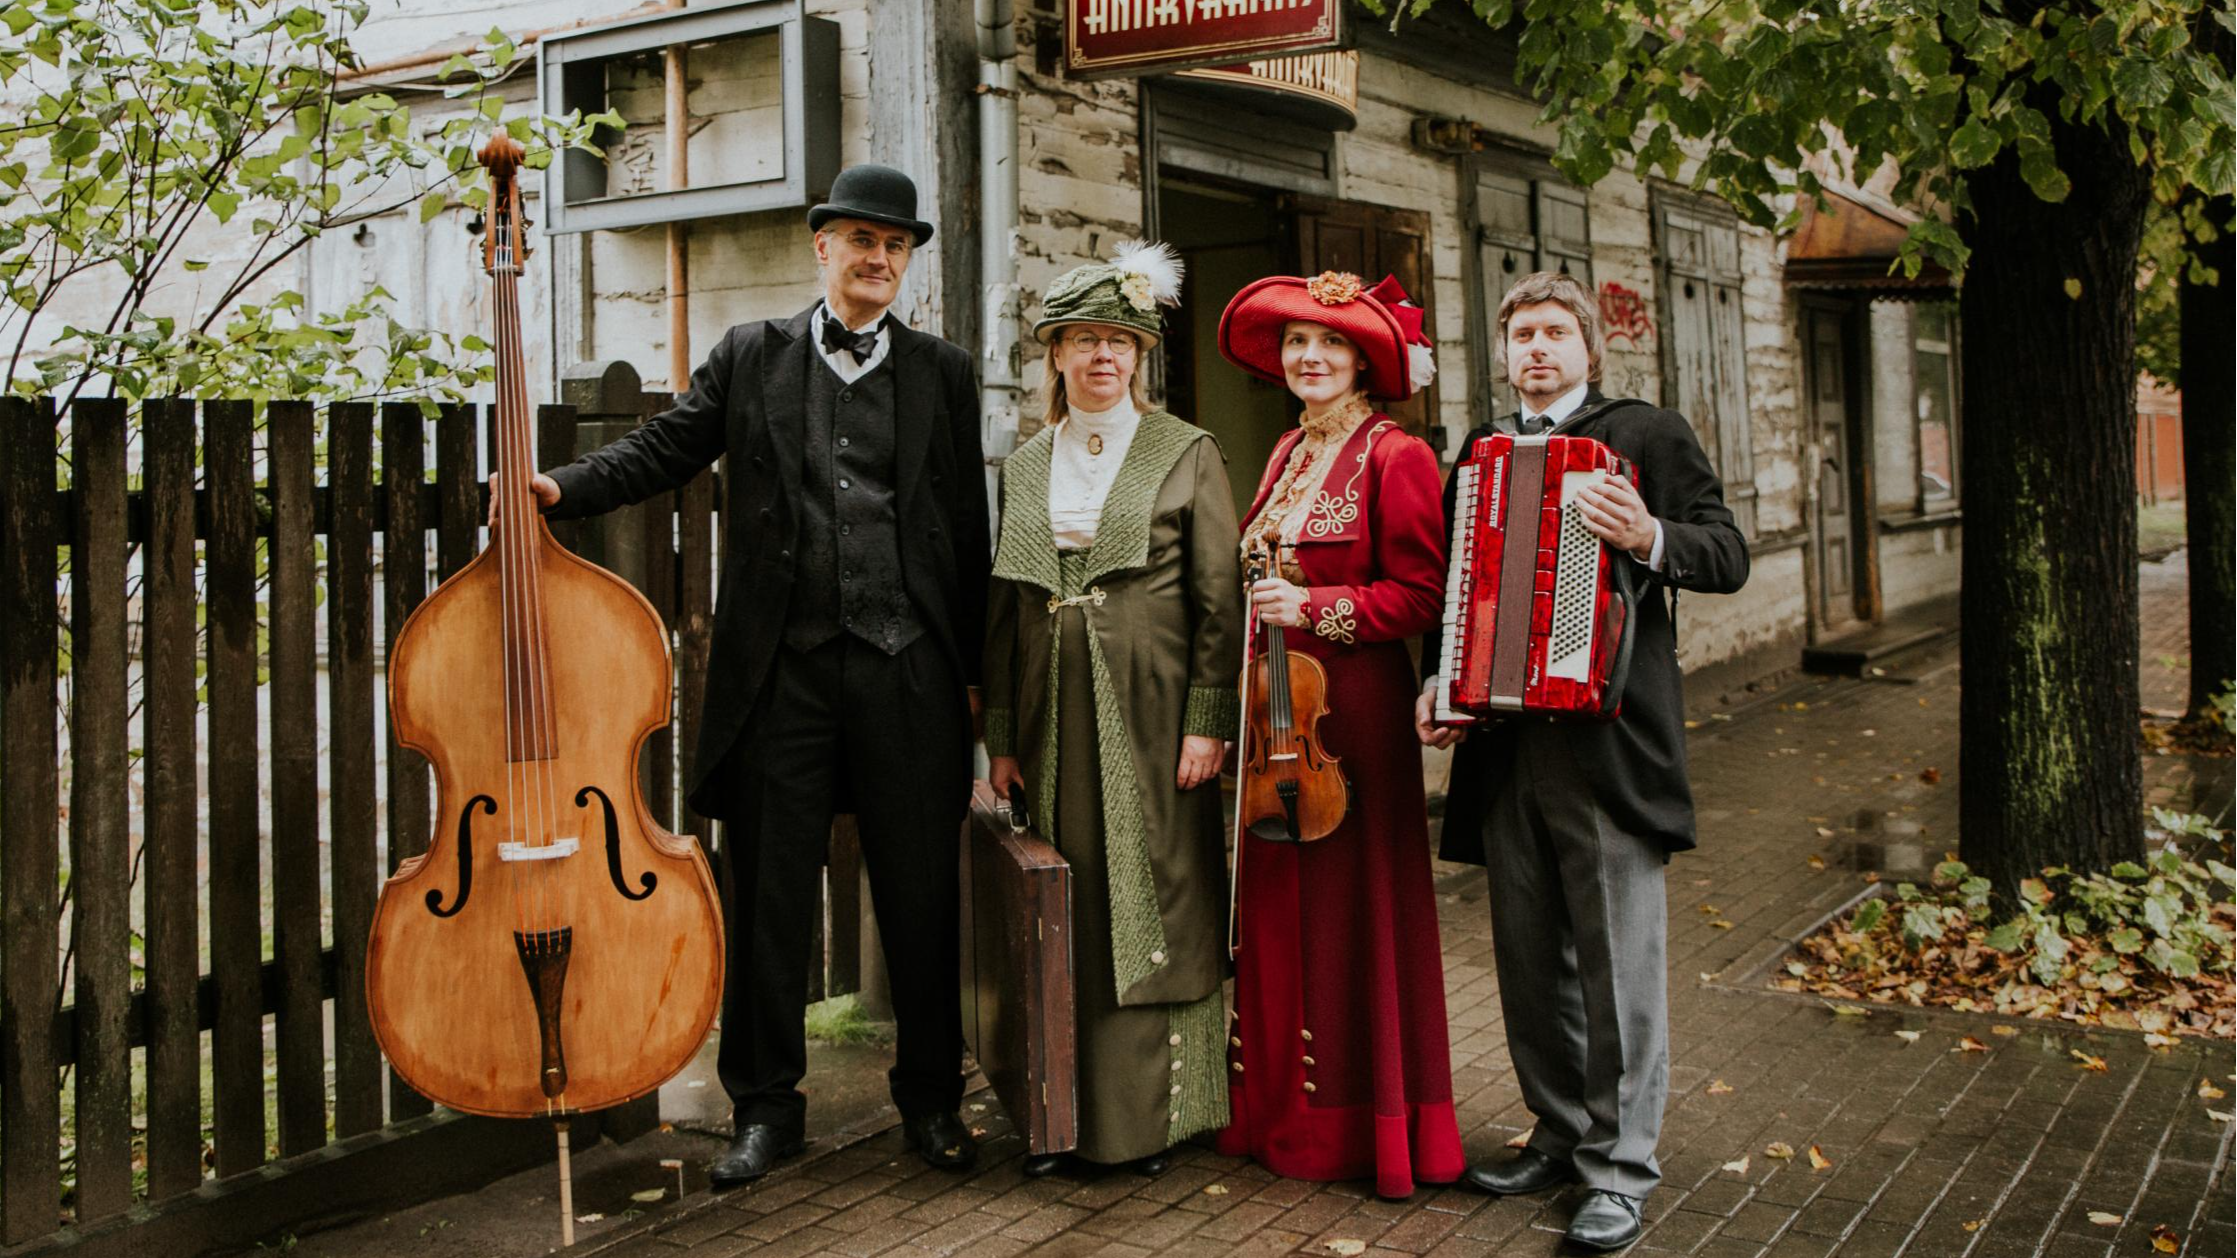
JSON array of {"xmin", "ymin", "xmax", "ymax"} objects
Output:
[
  {"xmin": 1427, "ymin": 391, "xmax": 1749, "ymax": 858},
  {"xmin": 546, "ymin": 304, "xmax": 990, "ymax": 819}
]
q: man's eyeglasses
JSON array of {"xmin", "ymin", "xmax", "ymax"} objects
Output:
[{"xmin": 1061, "ymin": 330, "xmax": 1140, "ymax": 356}]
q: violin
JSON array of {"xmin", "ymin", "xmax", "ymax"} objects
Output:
[
  {"xmin": 1235, "ymin": 546, "xmax": 1349, "ymax": 843},
  {"xmin": 365, "ymin": 134, "xmax": 724, "ymax": 1139}
]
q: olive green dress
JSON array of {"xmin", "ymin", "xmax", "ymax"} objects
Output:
[{"xmin": 983, "ymin": 412, "xmax": 1244, "ymax": 1163}]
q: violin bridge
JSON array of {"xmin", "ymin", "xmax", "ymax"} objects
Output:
[
  {"xmin": 498, "ymin": 837, "xmax": 580, "ymax": 862},
  {"xmin": 513, "ymin": 928, "xmax": 574, "ymax": 1099}
]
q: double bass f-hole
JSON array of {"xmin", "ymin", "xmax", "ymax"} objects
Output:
[
  {"xmin": 425, "ymin": 795, "xmax": 495, "ymax": 918},
  {"xmin": 579, "ymin": 785, "xmax": 657, "ymax": 901}
]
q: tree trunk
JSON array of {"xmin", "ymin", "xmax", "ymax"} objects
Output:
[
  {"xmin": 1957, "ymin": 89, "xmax": 2151, "ymax": 896},
  {"xmin": 2179, "ymin": 192, "xmax": 2234, "ymax": 721}
]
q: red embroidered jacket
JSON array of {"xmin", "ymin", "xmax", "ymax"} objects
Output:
[{"xmin": 1241, "ymin": 416, "xmax": 1449, "ymax": 651}]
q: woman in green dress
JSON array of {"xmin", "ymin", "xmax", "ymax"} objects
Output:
[{"xmin": 983, "ymin": 241, "xmax": 1245, "ymax": 1177}]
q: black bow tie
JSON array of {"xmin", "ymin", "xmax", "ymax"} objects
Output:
[{"xmin": 820, "ymin": 316, "xmax": 879, "ymax": 365}]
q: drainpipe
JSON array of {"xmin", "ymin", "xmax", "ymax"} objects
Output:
[{"xmin": 976, "ymin": 0, "xmax": 1021, "ymax": 462}]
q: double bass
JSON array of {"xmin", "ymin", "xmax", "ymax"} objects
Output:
[{"xmin": 366, "ymin": 136, "xmax": 724, "ymax": 1152}]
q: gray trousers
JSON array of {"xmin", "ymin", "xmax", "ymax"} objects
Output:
[{"xmin": 1482, "ymin": 724, "xmax": 1669, "ymax": 1198}]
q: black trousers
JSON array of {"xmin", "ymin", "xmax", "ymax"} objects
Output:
[{"xmin": 713, "ymin": 634, "xmax": 969, "ymax": 1134}]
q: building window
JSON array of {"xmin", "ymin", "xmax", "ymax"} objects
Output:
[
  {"xmin": 1912, "ymin": 302, "xmax": 1959, "ymax": 508},
  {"xmin": 1652, "ymin": 190, "xmax": 1755, "ymax": 535},
  {"xmin": 1468, "ymin": 149, "xmax": 1592, "ymax": 423}
]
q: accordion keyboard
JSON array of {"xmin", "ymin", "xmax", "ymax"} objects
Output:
[
  {"xmin": 1545, "ymin": 468, "xmax": 1609, "ymax": 682},
  {"xmin": 1432, "ymin": 462, "xmax": 1481, "ymax": 724}
]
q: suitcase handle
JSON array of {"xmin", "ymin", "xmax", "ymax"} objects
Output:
[{"xmin": 1004, "ymin": 783, "xmax": 1032, "ymax": 835}]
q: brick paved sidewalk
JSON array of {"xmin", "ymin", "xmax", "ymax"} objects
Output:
[{"xmin": 588, "ymin": 597, "xmax": 2231, "ymax": 1257}]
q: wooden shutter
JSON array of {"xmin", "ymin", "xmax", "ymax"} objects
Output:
[
  {"xmin": 1655, "ymin": 192, "xmax": 1755, "ymax": 534},
  {"xmin": 1467, "ymin": 154, "xmax": 1594, "ymax": 424}
]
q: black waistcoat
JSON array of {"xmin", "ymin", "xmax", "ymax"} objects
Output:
[{"xmin": 783, "ymin": 352, "xmax": 924, "ymax": 654}]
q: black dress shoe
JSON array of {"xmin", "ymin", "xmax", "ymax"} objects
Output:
[
  {"xmin": 900, "ymin": 1110, "xmax": 978, "ymax": 1170},
  {"xmin": 708, "ymin": 1123, "xmax": 803, "ymax": 1188},
  {"xmin": 1461, "ymin": 1147, "xmax": 1577, "ymax": 1196},
  {"xmin": 1020, "ymin": 1152, "xmax": 1070, "ymax": 1178},
  {"xmin": 1565, "ymin": 1190, "xmax": 1645, "ymax": 1252},
  {"xmin": 1129, "ymin": 1152, "xmax": 1170, "ymax": 1177}
]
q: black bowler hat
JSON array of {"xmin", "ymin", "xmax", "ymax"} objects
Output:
[{"xmin": 808, "ymin": 164, "xmax": 934, "ymax": 245}]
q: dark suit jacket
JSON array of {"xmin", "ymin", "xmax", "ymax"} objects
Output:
[
  {"xmin": 1427, "ymin": 390, "xmax": 1749, "ymax": 858},
  {"xmin": 546, "ymin": 304, "xmax": 990, "ymax": 819}
]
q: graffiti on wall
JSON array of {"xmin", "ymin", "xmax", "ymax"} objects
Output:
[{"xmin": 1599, "ymin": 282, "xmax": 1655, "ymax": 350}]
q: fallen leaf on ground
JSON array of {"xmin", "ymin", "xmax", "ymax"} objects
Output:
[
  {"xmin": 1707, "ymin": 1080, "xmax": 1734, "ymax": 1095},
  {"xmin": 1765, "ymin": 1142, "xmax": 1795, "ymax": 1159},
  {"xmin": 629, "ymin": 1188, "xmax": 665, "ymax": 1203},
  {"xmin": 1895, "ymin": 1030, "xmax": 1922, "ymax": 1044},
  {"xmin": 2208, "ymin": 1110, "xmax": 2231, "ymax": 1123},
  {"xmin": 575, "ymin": 1212, "xmax": 605, "ymax": 1224},
  {"xmin": 970, "ymin": 1103, "xmax": 986, "ymax": 1112},
  {"xmin": 2151, "ymin": 1224, "xmax": 2180, "ymax": 1253},
  {"xmin": 1808, "ymin": 1146, "xmax": 1833, "ymax": 1171},
  {"xmin": 1919, "ymin": 767, "xmax": 1942, "ymax": 784},
  {"xmin": 1202, "ymin": 1184, "xmax": 1229, "ymax": 1196},
  {"xmin": 1325, "ymin": 1241, "xmax": 1368, "ymax": 1257},
  {"xmin": 2087, "ymin": 1211, "xmax": 2123, "ymax": 1226},
  {"xmin": 1862, "ymin": 871, "xmax": 1881, "ymax": 884},
  {"xmin": 2070, "ymin": 1050, "xmax": 2109, "ymax": 1072},
  {"xmin": 1815, "ymin": 826, "xmax": 1836, "ymax": 838},
  {"xmin": 1956, "ymin": 1035, "xmax": 1989, "ymax": 1052},
  {"xmin": 1826, "ymin": 1003, "xmax": 1870, "ymax": 1018},
  {"xmin": 2200, "ymin": 1078, "xmax": 2227, "ymax": 1100},
  {"xmin": 1710, "ymin": 919, "xmax": 1735, "ymax": 930},
  {"xmin": 2144, "ymin": 1033, "xmax": 2179, "ymax": 1048},
  {"xmin": 1961, "ymin": 1219, "xmax": 1984, "ymax": 1232},
  {"xmin": 1722, "ymin": 1156, "xmax": 1750, "ymax": 1174},
  {"xmin": 1506, "ymin": 1131, "xmax": 1532, "ymax": 1149},
  {"xmin": 1699, "ymin": 904, "xmax": 1722, "ymax": 914},
  {"xmin": 1991, "ymin": 1025, "xmax": 2020, "ymax": 1037},
  {"xmin": 1808, "ymin": 854, "xmax": 1827, "ymax": 871}
]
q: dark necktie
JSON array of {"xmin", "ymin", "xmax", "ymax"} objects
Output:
[
  {"xmin": 1518, "ymin": 411, "xmax": 1545, "ymax": 434},
  {"xmin": 820, "ymin": 316, "xmax": 879, "ymax": 365}
]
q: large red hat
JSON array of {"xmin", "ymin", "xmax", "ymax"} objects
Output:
[{"xmin": 1216, "ymin": 271, "xmax": 1433, "ymax": 403}]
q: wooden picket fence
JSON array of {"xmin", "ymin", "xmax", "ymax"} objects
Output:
[{"xmin": 0, "ymin": 379, "xmax": 860, "ymax": 1251}]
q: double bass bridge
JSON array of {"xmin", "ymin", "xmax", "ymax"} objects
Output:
[{"xmin": 498, "ymin": 836, "xmax": 581, "ymax": 862}]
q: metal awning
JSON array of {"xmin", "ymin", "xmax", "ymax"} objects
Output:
[{"xmin": 1784, "ymin": 188, "xmax": 1956, "ymax": 298}]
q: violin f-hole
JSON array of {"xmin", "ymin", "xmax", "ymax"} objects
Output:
[
  {"xmin": 427, "ymin": 795, "xmax": 495, "ymax": 917},
  {"xmin": 578, "ymin": 785, "xmax": 656, "ymax": 901}
]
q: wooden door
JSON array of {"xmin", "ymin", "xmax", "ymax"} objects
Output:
[
  {"xmin": 1804, "ymin": 304, "xmax": 1867, "ymax": 630},
  {"xmin": 1290, "ymin": 194, "xmax": 1437, "ymax": 435}
]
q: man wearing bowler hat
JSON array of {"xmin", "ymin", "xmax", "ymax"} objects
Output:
[{"xmin": 518, "ymin": 165, "xmax": 989, "ymax": 1184}]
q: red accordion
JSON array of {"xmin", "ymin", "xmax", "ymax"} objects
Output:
[{"xmin": 1432, "ymin": 429, "xmax": 1639, "ymax": 724}]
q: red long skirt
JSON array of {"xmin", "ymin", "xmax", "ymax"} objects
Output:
[{"xmin": 1215, "ymin": 639, "xmax": 1465, "ymax": 1198}]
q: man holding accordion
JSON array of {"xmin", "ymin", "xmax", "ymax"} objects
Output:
[{"xmin": 1417, "ymin": 271, "xmax": 1750, "ymax": 1251}]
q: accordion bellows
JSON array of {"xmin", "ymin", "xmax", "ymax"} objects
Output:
[{"xmin": 1433, "ymin": 430, "xmax": 1640, "ymax": 723}]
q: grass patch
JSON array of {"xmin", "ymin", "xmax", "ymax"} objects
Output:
[
  {"xmin": 2140, "ymin": 501, "xmax": 2187, "ymax": 559},
  {"xmin": 803, "ymin": 995, "xmax": 890, "ymax": 1046}
]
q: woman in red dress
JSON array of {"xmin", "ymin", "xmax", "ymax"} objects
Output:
[{"xmin": 1213, "ymin": 272, "xmax": 1464, "ymax": 1199}]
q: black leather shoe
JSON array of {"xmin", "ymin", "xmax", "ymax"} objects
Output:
[
  {"xmin": 900, "ymin": 1111, "xmax": 978, "ymax": 1170},
  {"xmin": 1129, "ymin": 1152, "xmax": 1170, "ymax": 1177},
  {"xmin": 708, "ymin": 1123, "xmax": 803, "ymax": 1188},
  {"xmin": 1020, "ymin": 1152, "xmax": 1070, "ymax": 1178},
  {"xmin": 1565, "ymin": 1190, "xmax": 1645, "ymax": 1252},
  {"xmin": 1462, "ymin": 1147, "xmax": 1577, "ymax": 1196}
]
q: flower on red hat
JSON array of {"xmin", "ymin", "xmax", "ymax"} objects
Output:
[{"xmin": 1305, "ymin": 270, "xmax": 1364, "ymax": 306}]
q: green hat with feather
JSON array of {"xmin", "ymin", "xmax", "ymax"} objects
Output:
[{"xmin": 1032, "ymin": 240, "xmax": 1186, "ymax": 349}]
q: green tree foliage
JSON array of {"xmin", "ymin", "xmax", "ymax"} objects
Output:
[
  {"xmin": 1384, "ymin": 0, "xmax": 2231, "ymax": 277},
  {"xmin": 0, "ymin": 0, "xmax": 620, "ymax": 407}
]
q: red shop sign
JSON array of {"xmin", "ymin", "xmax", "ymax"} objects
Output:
[{"xmin": 1066, "ymin": 0, "xmax": 1346, "ymax": 80}]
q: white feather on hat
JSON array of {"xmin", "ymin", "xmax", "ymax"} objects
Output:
[{"xmin": 1110, "ymin": 239, "xmax": 1185, "ymax": 306}]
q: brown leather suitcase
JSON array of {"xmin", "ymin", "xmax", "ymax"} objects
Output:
[{"xmin": 960, "ymin": 780, "xmax": 1077, "ymax": 1155}]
